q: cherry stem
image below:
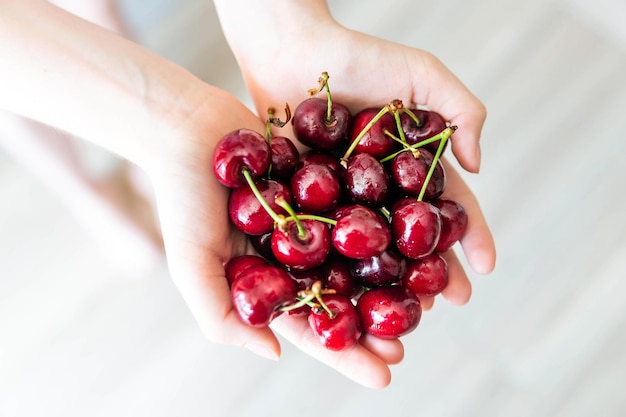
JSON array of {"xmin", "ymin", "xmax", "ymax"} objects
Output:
[
  {"xmin": 285, "ymin": 213, "xmax": 337, "ymax": 227},
  {"xmin": 379, "ymin": 128, "xmax": 453, "ymax": 164},
  {"xmin": 401, "ymin": 107, "xmax": 422, "ymax": 126},
  {"xmin": 241, "ymin": 168, "xmax": 286, "ymax": 227},
  {"xmin": 340, "ymin": 103, "xmax": 393, "ymax": 167},
  {"xmin": 417, "ymin": 126, "xmax": 456, "ymax": 202},
  {"xmin": 321, "ymin": 72, "xmax": 333, "ymax": 123},
  {"xmin": 277, "ymin": 281, "xmax": 337, "ymax": 317},
  {"xmin": 391, "ymin": 101, "xmax": 410, "ymax": 145},
  {"xmin": 310, "ymin": 281, "xmax": 336, "ymax": 318},
  {"xmin": 275, "ymin": 196, "xmax": 307, "ymax": 239}
]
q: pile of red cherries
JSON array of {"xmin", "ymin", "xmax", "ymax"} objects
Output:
[{"xmin": 213, "ymin": 73, "xmax": 467, "ymax": 351}]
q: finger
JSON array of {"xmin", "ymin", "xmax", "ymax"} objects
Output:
[
  {"xmin": 420, "ymin": 296, "xmax": 435, "ymax": 311},
  {"xmin": 415, "ymin": 52, "xmax": 487, "ymax": 174},
  {"xmin": 153, "ymin": 178, "xmax": 282, "ymax": 360},
  {"xmin": 359, "ymin": 333, "xmax": 405, "ymax": 365},
  {"xmin": 440, "ymin": 249, "xmax": 472, "ymax": 306},
  {"xmin": 441, "ymin": 158, "xmax": 496, "ymax": 275},
  {"xmin": 270, "ymin": 314, "xmax": 394, "ymax": 389}
]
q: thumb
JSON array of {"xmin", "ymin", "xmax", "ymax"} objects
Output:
[{"xmin": 413, "ymin": 52, "xmax": 487, "ymax": 173}]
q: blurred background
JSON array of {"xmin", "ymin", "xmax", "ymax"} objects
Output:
[{"xmin": 1, "ymin": 0, "xmax": 625, "ymax": 416}]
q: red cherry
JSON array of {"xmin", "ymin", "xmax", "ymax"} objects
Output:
[
  {"xmin": 269, "ymin": 136, "xmax": 300, "ymax": 182},
  {"xmin": 332, "ymin": 205, "xmax": 391, "ymax": 259},
  {"xmin": 290, "ymin": 163, "xmax": 342, "ymax": 213},
  {"xmin": 271, "ymin": 219, "xmax": 331, "ymax": 270},
  {"xmin": 400, "ymin": 109, "xmax": 448, "ymax": 155},
  {"xmin": 228, "ymin": 179, "xmax": 291, "ymax": 235},
  {"xmin": 389, "ymin": 149, "xmax": 446, "ymax": 201},
  {"xmin": 224, "ymin": 254, "xmax": 268, "ymax": 286},
  {"xmin": 350, "ymin": 107, "xmax": 398, "ymax": 159},
  {"xmin": 403, "ymin": 253, "xmax": 448, "ymax": 297},
  {"xmin": 356, "ymin": 286, "xmax": 421, "ymax": 339},
  {"xmin": 230, "ymin": 265, "xmax": 297, "ymax": 327},
  {"xmin": 351, "ymin": 248, "xmax": 407, "ymax": 287},
  {"xmin": 291, "ymin": 97, "xmax": 352, "ymax": 151},
  {"xmin": 308, "ymin": 294, "xmax": 362, "ymax": 351},
  {"xmin": 391, "ymin": 200, "xmax": 441, "ymax": 259},
  {"xmin": 321, "ymin": 254, "xmax": 359, "ymax": 298},
  {"xmin": 432, "ymin": 198, "xmax": 468, "ymax": 252},
  {"xmin": 344, "ymin": 153, "xmax": 390, "ymax": 207},
  {"xmin": 298, "ymin": 150, "xmax": 343, "ymax": 174},
  {"xmin": 213, "ymin": 129, "xmax": 271, "ymax": 188}
]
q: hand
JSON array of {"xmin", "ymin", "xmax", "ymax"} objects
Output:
[{"xmin": 215, "ymin": 0, "xmax": 496, "ymax": 388}]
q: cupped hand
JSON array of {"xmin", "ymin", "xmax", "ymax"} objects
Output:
[{"xmin": 145, "ymin": 86, "xmax": 402, "ymax": 388}]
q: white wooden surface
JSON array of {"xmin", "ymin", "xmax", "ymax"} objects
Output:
[{"xmin": 1, "ymin": 0, "xmax": 625, "ymax": 416}]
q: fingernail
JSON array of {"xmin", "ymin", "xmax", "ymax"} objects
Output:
[
  {"xmin": 245, "ymin": 343, "xmax": 279, "ymax": 361},
  {"xmin": 474, "ymin": 145, "xmax": 482, "ymax": 173}
]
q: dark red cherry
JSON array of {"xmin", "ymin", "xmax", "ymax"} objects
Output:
[
  {"xmin": 292, "ymin": 97, "xmax": 352, "ymax": 151},
  {"xmin": 268, "ymin": 136, "xmax": 300, "ymax": 182},
  {"xmin": 248, "ymin": 231, "xmax": 274, "ymax": 260},
  {"xmin": 332, "ymin": 205, "xmax": 391, "ymax": 259},
  {"xmin": 230, "ymin": 265, "xmax": 297, "ymax": 327},
  {"xmin": 356, "ymin": 286, "xmax": 421, "ymax": 339},
  {"xmin": 344, "ymin": 153, "xmax": 390, "ymax": 207},
  {"xmin": 403, "ymin": 253, "xmax": 448, "ymax": 297},
  {"xmin": 432, "ymin": 198, "xmax": 468, "ymax": 252},
  {"xmin": 224, "ymin": 254, "xmax": 268, "ymax": 286},
  {"xmin": 321, "ymin": 254, "xmax": 359, "ymax": 298},
  {"xmin": 271, "ymin": 219, "xmax": 331, "ymax": 270},
  {"xmin": 298, "ymin": 150, "xmax": 343, "ymax": 174},
  {"xmin": 391, "ymin": 200, "xmax": 442, "ymax": 259},
  {"xmin": 228, "ymin": 179, "xmax": 291, "ymax": 235},
  {"xmin": 308, "ymin": 294, "xmax": 362, "ymax": 351},
  {"xmin": 400, "ymin": 109, "xmax": 448, "ymax": 155},
  {"xmin": 350, "ymin": 107, "xmax": 398, "ymax": 159},
  {"xmin": 290, "ymin": 163, "xmax": 342, "ymax": 213},
  {"xmin": 213, "ymin": 129, "xmax": 271, "ymax": 188},
  {"xmin": 389, "ymin": 149, "xmax": 445, "ymax": 201},
  {"xmin": 351, "ymin": 248, "xmax": 407, "ymax": 287}
]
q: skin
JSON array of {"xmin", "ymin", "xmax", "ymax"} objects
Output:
[
  {"xmin": 214, "ymin": 0, "xmax": 497, "ymax": 388},
  {"xmin": 1, "ymin": 0, "xmax": 496, "ymax": 390}
]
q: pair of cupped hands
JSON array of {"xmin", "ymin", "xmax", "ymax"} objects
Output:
[{"xmin": 148, "ymin": 25, "xmax": 496, "ymax": 389}]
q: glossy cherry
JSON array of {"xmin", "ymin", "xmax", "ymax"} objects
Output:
[
  {"xmin": 224, "ymin": 254, "xmax": 268, "ymax": 286},
  {"xmin": 321, "ymin": 254, "xmax": 359, "ymax": 298},
  {"xmin": 230, "ymin": 265, "xmax": 297, "ymax": 327},
  {"xmin": 400, "ymin": 109, "xmax": 448, "ymax": 155},
  {"xmin": 332, "ymin": 205, "xmax": 391, "ymax": 259},
  {"xmin": 228, "ymin": 179, "xmax": 291, "ymax": 235},
  {"xmin": 351, "ymin": 248, "xmax": 407, "ymax": 287},
  {"xmin": 389, "ymin": 149, "xmax": 445, "ymax": 201},
  {"xmin": 268, "ymin": 136, "xmax": 300, "ymax": 182},
  {"xmin": 290, "ymin": 163, "xmax": 342, "ymax": 213},
  {"xmin": 271, "ymin": 219, "xmax": 331, "ymax": 270},
  {"xmin": 292, "ymin": 97, "xmax": 352, "ymax": 151},
  {"xmin": 308, "ymin": 294, "xmax": 362, "ymax": 351},
  {"xmin": 432, "ymin": 198, "xmax": 468, "ymax": 252},
  {"xmin": 344, "ymin": 152, "xmax": 390, "ymax": 207},
  {"xmin": 350, "ymin": 107, "xmax": 397, "ymax": 159},
  {"xmin": 391, "ymin": 200, "xmax": 442, "ymax": 259},
  {"xmin": 356, "ymin": 285, "xmax": 421, "ymax": 339},
  {"xmin": 213, "ymin": 129, "xmax": 271, "ymax": 188},
  {"xmin": 403, "ymin": 253, "xmax": 448, "ymax": 297}
]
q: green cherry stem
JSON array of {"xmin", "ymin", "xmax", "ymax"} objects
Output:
[
  {"xmin": 321, "ymin": 72, "xmax": 333, "ymax": 123},
  {"xmin": 416, "ymin": 126, "xmax": 456, "ymax": 202},
  {"xmin": 241, "ymin": 168, "xmax": 286, "ymax": 228},
  {"xmin": 285, "ymin": 214, "xmax": 337, "ymax": 227},
  {"xmin": 379, "ymin": 127, "xmax": 455, "ymax": 164},
  {"xmin": 401, "ymin": 107, "xmax": 422, "ymax": 126},
  {"xmin": 340, "ymin": 103, "xmax": 392, "ymax": 167},
  {"xmin": 275, "ymin": 196, "xmax": 307, "ymax": 239}
]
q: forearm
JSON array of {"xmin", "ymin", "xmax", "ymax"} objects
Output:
[
  {"xmin": 213, "ymin": 0, "xmax": 335, "ymax": 64},
  {"xmin": 0, "ymin": 0, "xmax": 213, "ymax": 170}
]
